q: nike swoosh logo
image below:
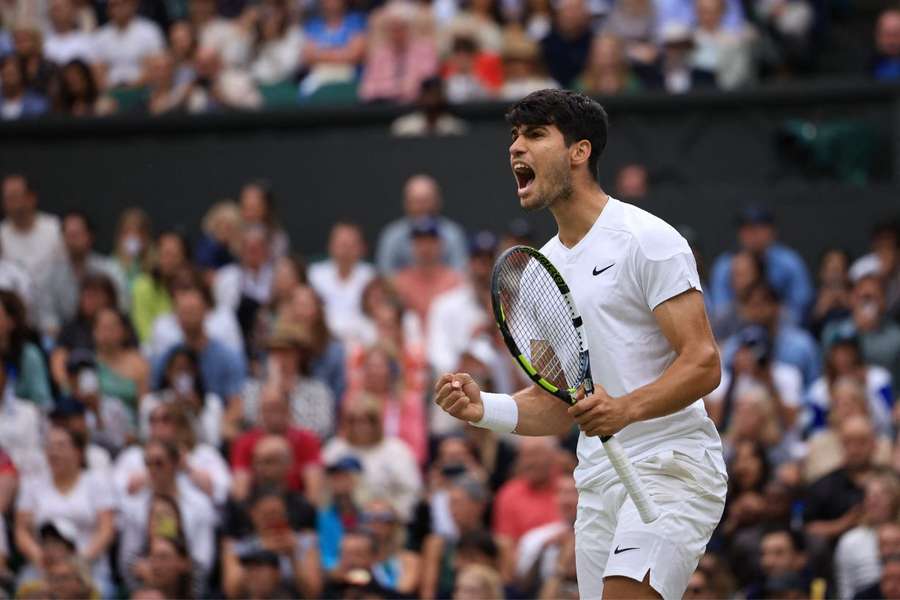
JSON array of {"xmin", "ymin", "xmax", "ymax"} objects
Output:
[
  {"xmin": 593, "ymin": 263, "xmax": 615, "ymax": 276},
  {"xmin": 613, "ymin": 546, "xmax": 639, "ymax": 554}
]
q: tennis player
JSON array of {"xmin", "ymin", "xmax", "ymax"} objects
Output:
[{"xmin": 434, "ymin": 89, "xmax": 727, "ymax": 599}]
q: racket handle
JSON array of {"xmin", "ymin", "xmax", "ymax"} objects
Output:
[{"xmin": 601, "ymin": 435, "xmax": 660, "ymax": 524}]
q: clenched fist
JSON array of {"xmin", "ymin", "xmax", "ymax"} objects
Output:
[{"xmin": 434, "ymin": 372, "xmax": 484, "ymax": 423}]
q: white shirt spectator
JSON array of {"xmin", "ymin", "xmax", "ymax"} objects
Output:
[
  {"xmin": 426, "ymin": 284, "xmax": 488, "ymax": 374},
  {"xmin": 44, "ymin": 29, "xmax": 95, "ymax": 64},
  {"xmin": 214, "ymin": 262, "xmax": 274, "ymax": 310},
  {"xmin": 707, "ymin": 362, "xmax": 804, "ymax": 413},
  {"xmin": 113, "ymin": 444, "xmax": 232, "ymax": 506},
  {"xmin": 0, "ymin": 212, "xmax": 62, "ymax": 275},
  {"xmin": 515, "ymin": 520, "xmax": 567, "ymax": 581},
  {"xmin": 251, "ymin": 26, "xmax": 305, "ymax": 84},
  {"xmin": 834, "ymin": 525, "xmax": 880, "ymax": 599},
  {"xmin": 0, "ymin": 258, "xmax": 35, "ymax": 310},
  {"xmin": 198, "ymin": 17, "xmax": 253, "ymax": 68},
  {"xmin": 138, "ymin": 391, "xmax": 224, "ymax": 449},
  {"xmin": 806, "ymin": 366, "xmax": 894, "ymax": 438},
  {"xmin": 92, "ymin": 16, "xmax": 165, "ymax": 87},
  {"xmin": 148, "ymin": 308, "xmax": 245, "ymax": 361},
  {"xmin": 308, "ymin": 260, "xmax": 375, "ymax": 343},
  {"xmin": 87, "ymin": 443, "xmax": 112, "ymax": 474},
  {"xmin": 0, "ymin": 386, "xmax": 46, "ymax": 479}
]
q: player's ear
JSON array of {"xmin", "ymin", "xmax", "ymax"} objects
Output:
[{"xmin": 570, "ymin": 140, "xmax": 592, "ymax": 169}]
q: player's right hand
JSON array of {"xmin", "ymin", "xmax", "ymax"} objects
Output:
[{"xmin": 434, "ymin": 372, "xmax": 484, "ymax": 423}]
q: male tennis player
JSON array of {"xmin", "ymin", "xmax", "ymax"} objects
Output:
[{"xmin": 434, "ymin": 89, "xmax": 727, "ymax": 599}]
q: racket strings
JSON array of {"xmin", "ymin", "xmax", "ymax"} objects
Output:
[{"xmin": 496, "ymin": 251, "xmax": 583, "ymax": 390}]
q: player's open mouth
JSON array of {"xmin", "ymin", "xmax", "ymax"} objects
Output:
[{"xmin": 513, "ymin": 162, "xmax": 536, "ymax": 196}]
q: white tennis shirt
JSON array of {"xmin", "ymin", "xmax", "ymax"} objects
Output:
[{"xmin": 540, "ymin": 198, "xmax": 725, "ymax": 491}]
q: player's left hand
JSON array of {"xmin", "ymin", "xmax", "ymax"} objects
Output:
[{"xmin": 568, "ymin": 384, "xmax": 633, "ymax": 437}]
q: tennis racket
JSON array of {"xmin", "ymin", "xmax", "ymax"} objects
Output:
[{"xmin": 490, "ymin": 245, "xmax": 660, "ymax": 524}]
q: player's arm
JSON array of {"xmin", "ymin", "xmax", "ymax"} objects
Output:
[
  {"xmin": 434, "ymin": 373, "xmax": 573, "ymax": 436},
  {"xmin": 570, "ymin": 289, "xmax": 720, "ymax": 436}
]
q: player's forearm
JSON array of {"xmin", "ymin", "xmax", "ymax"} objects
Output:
[
  {"xmin": 623, "ymin": 342, "xmax": 721, "ymax": 424},
  {"xmin": 512, "ymin": 385, "xmax": 574, "ymax": 436}
]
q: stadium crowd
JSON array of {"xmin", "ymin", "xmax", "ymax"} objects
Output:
[
  {"xmin": 0, "ymin": 170, "xmax": 896, "ymax": 599},
  {"xmin": 0, "ymin": 0, "xmax": 896, "ymax": 121}
]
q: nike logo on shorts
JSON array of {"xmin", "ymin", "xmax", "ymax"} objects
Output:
[
  {"xmin": 593, "ymin": 263, "xmax": 615, "ymax": 276},
  {"xmin": 613, "ymin": 546, "xmax": 639, "ymax": 554}
]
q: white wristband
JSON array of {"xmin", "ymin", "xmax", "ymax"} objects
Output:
[{"xmin": 471, "ymin": 392, "xmax": 518, "ymax": 433}]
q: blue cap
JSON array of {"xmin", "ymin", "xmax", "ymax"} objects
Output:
[
  {"xmin": 737, "ymin": 205, "xmax": 774, "ymax": 226},
  {"xmin": 736, "ymin": 324, "xmax": 771, "ymax": 363},
  {"xmin": 469, "ymin": 230, "xmax": 498, "ymax": 256},
  {"xmin": 410, "ymin": 216, "xmax": 440, "ymax": 238},
  {"xmin": 52, "ymin": 394, "xmax": 87, "ymax": 417},
  {"xmin": 326, "ymin": 455, "xmax": 363, "ymax": 473}
]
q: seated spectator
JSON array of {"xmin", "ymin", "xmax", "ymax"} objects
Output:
[
  {"xmin": 322, "ymin": 528, "xmax": 380, "ymax": 596},
  {"xmin": 721, "ymin": 441, "xmax": 769, "ymax": 541},
  {"xmin": 152, "ymin": 281, "xmax": 247, "ymax": 433},
  {"xmin": 309, "ymin": 222, "xmax": 376, "ymax": 344},
  {"xmin": 391, "ymin": 217, "xmax": 465, "ymax": 324},
  {"xmin": 118, "ymin": 439, "xmax": 216, "ymax": 593},
  {"xmin": 138, "ymin": 536, "xmax": 193, "ymax": 600},
  {"xmin": 441, "ymin": 0, "xmax": 503, "ymax": 55},
  {"xmin": 250, "ymin": 2, "xmax": 305, "ymax": 85},
  {"xmin": 64, "ymin": 350, "xmax": 135, "ymax": 455},
  {"xmin": 809, "ymin": 248, "xmax": 852, "ymax": 338},
  {"xmin": 19, "ymin": 555, "xmax": 99, "ymax": 600},
  {"xmin": 540, "ymin": 0, "xmax": 592, "ymax": 88},
  {"xmin": 855, "ymin": 551, "xmax": 900, "ymax": 600},
  {"xmin": 692, "ymin": 0, "xmax": 755, "ymax": 89},
  {"xmin": 1, "ymin": 53, "xmax": 45, "ymax": 122},
  {"xmin": 823, "ymin": 275, "xmax": 900, "ymax": 387},
  {"xmin": 49, "ymin": 274, "xmax": 118, "ymax": 389},
  {"xmin": 515, "ymin": 475, "xmax": 577, "ymax": 596},
  {"xmin": 53, "ymin": 59, "xmax": 116, "ymax": 117},
  {"xmin": 710, "ymin": 249, "xmax": 765, "ymax": 339},
  {"xmin": 239, "ymin": 179, "xmax": 290, "ymax": 261},
  {"xmin": 281, "ymin": 284, "xmax": 346, "ymax": 401},
  {"xmin": 721, "ymin": 281, "xmax": 821, "ymax": 386},
  {"xmin": 141, "ymin": 51, "xmax": 192, "ymax": 115},
  {"xmin": 390, "ymin": 76, "xmax": 469, "ymax": 137},
  {"xmin": 454, "ymin": 563, "xmax": 504, "ymax": 599},
  {"xmin": 602, "ymin": 0, "xmax": 659, "ymax": 66},
  {"xmin": 111, "ymin": 207, "xmax": 153, "ymax": 300},
  {"xmin": 655, "ymin": 0, "xmax": 748, "ymax": 32},
  {"xmin": 0, "ymin": 364, "xmax": 47, "ymax": 479},
  {"xmin": 15, "ymin": 426, "xmax": 116, "ymax": 595},
  {"xmin": 851, "ymin": 220, "xmax": 900, "ymax": 320},
  {"xmin": 614, "ymin": 163, "xmax": 650, "ymax": 200},
  {"xmin": 188, "ymin": 0, "xmax": 253, "ymax": 69},
  {"xmin": 375, "ymin": 173, "xmax": 468, "ymax": 274},
  {"xmin": 576, "ymin": 34, "xmax": 642, "ymax": 95},
  {"xmin": 871, "ymin": 8, "xmax": 900, "ymax": 81},
  {"xmin": 322, "ymin": 399, "xmax": 422, "ymax": 521},
  {"xmin": 13, "ymin": 519, "xmax": 81, "ymax": 596},
  {"xmin": 0, "ymin": 240, "xmax": 34, "ymax": 312},
  {"xmin": 44, "ymin": 0, "xmax": 95, "ymax": 66},
  {"xmin": 493, "ymin": 437, "xmax": 560, "ymax": 546},
  {"xmin": 359, "ymin": 0, "xmax": 438, "ymax": 103},
  {"xmin": 318, "ymin": 456, "xmax": 364, "ymax": 571},
  {"xmin": 126, "ymin": 495, "xmax": 192, "ymax": 585},
  {"xmin": 132, "ymin": 230, "xmax": 190, "ymax": 343},
  {"xmin": 140, "ymin": 345, "xmax": 224, "ymax": 448},
  {"xmin": 91, "ymin": 0, "xmax": 165, "ymax": 89},
  {"xmin": 222, "ymin": 487, "xmax": 322, "ymax": 598},
  {"xmin": 442, "ymin": 35, "xmax": 498, "ymax": 103},
  {"xmin": 0, "ymin": 290, "xmax": 53, "ymax": 409},
  {"xmin": 300, "ymin": 0, "xmax": 367, "ymax": 97},
  {"xmin": 231, "ymin": 384, "xmax": 324, "ymax": 503},
  {"xmin": 194, "ymin": 201, "xmax": 240, "ymax": 274},
  {"xmin": 0, "ymin": 174, "xmax": 62, "ymax": 276},
  {"xmin": 269, "ymin": 254, "xmax": 307, "ymax": 317},
  {"xmin": 498, "ymin": 29, "xmax": 559, "ymax": 101},
  {"xmin": 232, "ymin": 548, "xmax": 296, "ymax": 600},
  {"xmin": 749, "ymin": 0, "xmax": 813, "ymax": 76},
  {"xmin": 168, "ymin": 20, "xmax": 198, "ymax": 86},
  {"xmin": 50, "ymin": 397, "xmax": 116, "ymax": 472},
  {"xmin": 186, "ymin": 45, "xmax": 264, "ymax": 112},
  {"xmin": 835, "ymin": 473, "xmax": 900, "ymax": 599},
  {"xmin": 242, "ymin": 324, "xmax": 335, "ymax": 440},
  {"xmin": 90, "ymin": 307, "xmax": 146, "ymax": 410},
  {"xmin": 746, "ymin": 527, "xmax": 814, "ymax": 598},
  {"xmin": 11, "ymin": 21, "xmax": 56, "ymax": 95},
  {"xmin": 360, "ymin": 498, "xmax": 420, "ymax": 594}
]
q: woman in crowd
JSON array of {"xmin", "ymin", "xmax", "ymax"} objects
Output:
[
  {"xmin": 14, "ymin": 426, "xmax": 116, "ymax": 595},
  {"xmin": 575, "ymin": 34, "xmax": 642, "ymax": 96},
  {"xmin": 809, "ymin": 248, "xmax": 852, "ymax": 337},
  {"xmin": 239, "ymin": 180, "xmax": 290, "ymax": 259},
  {"xmin": 250, "ymin": 1, "xmax": 304, "ymax": 85},
  {"xmin": 283, "ymin": 285, "xmax": 346, "ymax": 402},
  {"xmin": 710, "ymin": 249, "xmax": 765, "ymax": 339},
  {"xmin": 195, "ymin": 201, "xmax": 241, "ymax": 276},
  {"xmin": 140, "ymin": 345, "xmax": 224, "ymax": 449},
  {"xmin": 0, "ymin": 290, "xmax": 53, "ymax": 408},
  {"xmin": 453, "ymin": 563, "xmax": 505, "ymax": 600},
  {"xmin": 111, "ymin": 208, "xmax": 154, "ymax": 301},
  {"xmin": 364, "ymin": 497, "xmax": 421, "ymax": 595},
  {"xmin": 168, "ymin": 401, "xmax": 231, "ymax": 506},
  {"xmin": 93, "ymin": 307, "xmax": 149, "ymax": 418},
  {"xmin": 720, "ymin": 441, "xmax": 770, "ymax": 541},
  {"xmin": 129, "ymin": 494, "xmax": 196, "ymax": 595},
  {"xmin": 140, "ymin": 536, "xmax": 194, "ymax": 599},
  {"xmin": 132, "ymin": 231, "xmax": 191, "ymax": 343},
  {"xmin": 52, "ymin": 59, "xmax": 114, "ymax": 116}
]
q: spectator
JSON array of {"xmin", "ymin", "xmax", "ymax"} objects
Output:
[
  {"xmin": 92, "ymin": 307, "xmax": 148, "ymax": 415},
  {"xmin": 835, "ymin": 473, "xmax": 900, "ymax": 599},
  {"xmin": 390, "ymin": 76, "xmax": 469, "ymax": 136},
  {"xmin": 602, "ymin": 0, "xmax": 658, "ymax": 66},
  {"xmin": 194, "ymin": 201, "xmax": 240, "ymax": 274},
  {"xmin": 322, "ymin": 399, "xmax": 422, "ymax": 521},
  {"xmin": 391, "ymin": 217, "xmax": 465, "ymax": 323},
  {"xmin": 322, "ymin": 528, "xmax": 381, "ymax": 596},
  {"xmin": 300, "ymin": 0, "xmax": 367, "ymax": 97},
  {"xmin": 52, "ymin": 59, "xmax": 116, "ymax": 116},
  {"xmin": 118, "ymin": 439, "xmax": 216, "ymax": 592},
  {"xmin": 13, "ymin": 519, "xmax": 81, "ymax": 596},
  {"xmin": 44, "ymin": 0, "xmax": 94, "ymax": 65},
  {"xmin": 576, "ymin": 34, "xmax": 642, "ymax": 95},
  {"xmin": 0, "ymin": 241, "xmax": 34, "ymax": 312},
  {"xmin": 142, "ymin": 51, "xmax": 192, "ymax": 114},
  {"xmin": 168, "ymin": 20, "xmax": 197, "ymax": 86},
  {"xmin": 14, "ymin": 426, "xmax": 116, "ymax": 594},
  {"xmin": 810, "ymin": 248, "xmax": 852, "ymax": 338},
  {"xmin": 441, "ymin": 0, "xmax": 504, "ymax": 56},
  {"xmin": 376, "ymin": 174, "xmax": 469, "ymax": 274},
  {"xmin": 38, "ymin": 210, "xmax": 127, "ymax": 338},
  {"xmin": 540, "ymin": 0, "xmax": 593, "ymax": 88},
  {"xmin": 871, "ymin": 8, "xmax": 900, "ymax": 81},
  {"xmin": 188, "ymin": 0, "xmax": 253, "ymax": 69},
  {"xmin": 498, "ymin": 29, "xmax": 559, "ymax": 101},
  {"xmin": 241, "ymin": 323, "xmax": 336, "ymax": 440},
  {"xmin": 269, "ymin": 254, "xmax": 307, "ymax": 317},
  {"xmin": 126, "ymin": 496, "xmax": 193, "ymax": 591},
  {"xmin": 0, "ymin": 364, "xmax": 46, "ymax": 482},
  {"xmin": 362, "ymin": 498, "xmax": 421, "ymax": 594},
  {"xmin": 131, "ymin": 230, "xmax": 189, "ymax": 343},
  {"xmin": 653, "ymin": 22, "xmax": 714, "ymax": 93},
  {"xmin": 358, "ymin": 0, "xmax": 438, "ymax": 103},
  {"xmin": 514, "ymin": 475, "xmax": 578, "ymax": 596},
  {"xmin": 91, "ymin": 0, "xmax": 165, "ymax": 89},
  {"xmin": 232, "ymin": 548, "xmax": 295, "ymax": 600},
  {"xmin": 684, "ymin": 564, "xmax": 717, "ymax": 599},
  {"xmin": 22, "ymin": 555, "xmax": 99, "ymax": 600},
  {"xmin": 0, "ymin": 174, "xmax": 61, "ymax": 277},
  {"xmin": 614, "ymin": 163, "xmax": 650, "ymax": 201},
  {"xmin": 186, "ymin": 45, "xmax": 263, "ymax": 112},
  {"xmin": 823, "ymin": 275, "xmax": 900, "ymax": 387},
  {"xmin": 692, "ymin": 0, "xmax": 755, "ymax": 89},
  {"xmin": 111, "ymin": 207, "xmax": 153, "ymax": 298},
  {"xmin": 0, "ymin": 290, "xmax": 53, "ymax": 409},
  {"xmin": 443, "ymin": 35, "xmax": 493, "ymax": 104},
  {"xmin": 250, "ymin": 2, "xmax": 305, "ymax": 85},
  {"xmin": 493, "ymin": 437, "xmax": 560, "ymax": 544},
  {"xmin": 238, "ymin": 180, "xmax": 290, "ymax": 260},
  {"xmin": 711, "ymin": 205, "xmax": 814, "ymax": 326},
  {"xmin": 140, "ymin": 345, "xmax": 225, "ymax": 449},
  {"xmin": 453, "ymin": 563, "xmax": 505, "ymax": 599},
  {"xmin": 655, "ymin": 0, "xmax": 748, "ymax": 32},
  {"xmin": 855, "ymin": 552, "xmax": 900, "ymax": 600},
  {"xmin": 709, "ymin": 249, "xmax": 764, "ymax": 338},
  {"xmin": 851, "ymin": 220, "xmax": 900, "ymax": 320},
  {"xmin": 721, "ymin": 441, "xmax": 770, "ymax": 541},
  {"xmin": 746, "ymin": 527, "xmax": 811, "ymax": 598},
  {"xmin": 139, "ymin": 536, "xmax": 193, "ymax": 600},
  {"xmin": 721, "ymin": 281, "xmax": 821, "ymax": 386},
  {"xmin": 11, "ymin": 21, "xmax": 56, "ymax": 95},
  {"xmin": 222, "ymin": 487, "xmax": 322, "ymax": 598},
  {"xmin": 231, "ymin": 384, "xmax": 324, "ymax": 503},
  {"xmin": 318, "ymin": 456, "xmax": 364, "ymax": 571}
]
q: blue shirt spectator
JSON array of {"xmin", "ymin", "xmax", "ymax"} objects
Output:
[
  {"xmin": 871, "ymin": 9, "xmax": 900, "ymax": 81},
  {"xmin": 304, "ymin": 10, "xmax": 366, "ymax": 49},
  {"xmin": 0, "ymin": 55, "xmax": 49, "ymax": 121},
  {"xmin": 153, "ymin": 339, "xmax": 246, "ymax": 402},
  {"xmin": 655, "ymin": 0, "xmax": 747, "ymax": 33}
]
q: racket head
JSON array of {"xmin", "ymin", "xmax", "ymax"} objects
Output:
[{"xmin": 490, "ymin": 245, "xmax": 591, "ymax": 404}]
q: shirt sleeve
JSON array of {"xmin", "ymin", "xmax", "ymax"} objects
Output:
[
  {"xmin": 632, "ymin": 236, "xmax": 702, "ymax": 311},
  {"xmin": 89, "ymin": 470, "xmax": 116, "ymax": 512},
  {"xmin": 15, "ymin": 477, "xmax": 37, "ymax": 513}
]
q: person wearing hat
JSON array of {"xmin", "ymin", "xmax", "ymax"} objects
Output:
[
  {"xmin": 710, "ymin": 204, "xmax": 814, "ymax": 327},
  {"xmin": 391, "ymin": 215, "xmax": 465, "ymax": 324},
  {"xmin": 237, "ymin": 548, "xmax": 295, "ymax": 599},
  {"xmin": 318, "ymin": 455, "xmax": 364, "ymax": 571},
  {"xmin": 499, "ymin": 29, "xmax": 559, "ymax": 101}
]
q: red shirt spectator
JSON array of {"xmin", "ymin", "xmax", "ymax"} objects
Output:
[{"xmin": 492, "ymin": 437, "xmax": 561, "ymax": 542}]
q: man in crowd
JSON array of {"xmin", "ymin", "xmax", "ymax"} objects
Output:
[
  {"xmin": 91, "ymin": 0, "xmax": 165, "ymax": 89},
  {"xmin": 0, "ymin": 174, "xmax": 62, "ymax": 276},
  {"xmin": 493, "ymin": 437, "xmax": 560, "ymax": 544}
]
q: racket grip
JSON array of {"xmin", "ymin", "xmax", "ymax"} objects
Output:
[{"xmin": 602, "ymin": 436, "xmax": 660, "ymax": 524}]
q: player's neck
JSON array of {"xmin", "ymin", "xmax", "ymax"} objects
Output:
[{"xmin": 551, "ymin": 186, "xmax": 609, "ymax": 249}]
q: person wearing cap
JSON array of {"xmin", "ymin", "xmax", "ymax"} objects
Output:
[
  {"xmin": 391, "ymin": 215, "xmax": 464, "ymax": 324},
  {"xmin": 14, "ymin": 519, "xmax": 80, "ymax": 594},
  {"xmin": 308, "ymin": 222, "xmax": 376, "ymax": 345},
  {"xmin": 236, "ymin": 547, "xmax": 294, "ymax": 599},
  {"xmin": 710, "ymin": 205, "xmax": 814, "ymax": 327},
  {"xmin": 375, "ymin": 174, "xmax": 469, "ymax": 275},
  {"xmin": 317, "ymin": 455, "xmax": 364, "ymax": 571}
]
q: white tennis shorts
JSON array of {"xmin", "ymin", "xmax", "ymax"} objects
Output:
[{"xmin": 574, "ymin": 448, "xmax": 727, "ymax": 600}]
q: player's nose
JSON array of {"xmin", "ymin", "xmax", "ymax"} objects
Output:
[{"xmin": 509, "ymin": 135, "xmax": 526, "ymax": 158}]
